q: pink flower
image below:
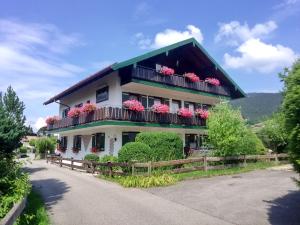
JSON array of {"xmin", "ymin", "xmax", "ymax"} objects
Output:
[
  {"xmin": 81, "ymin": 103, "xmax": 97, "ymax": 113},
  {"xmin": 45, "ymin": 116, "xmax": 58, "ymax": 125},
  {"xmin": 160, "ymin": 66, "xmax": 175, "ymax": 76},
  {"xmin": 68, "ymin": 108, "xmax": 82, "ymax": 118},
  {"xmin": 151, "ymin": 103, "xmax": 169, "ymax": 114},
  {"xmin": 205, "ymin": 77, "xmax": 220, "ymax": 86},
  {"xmin": 123, "ymin": 100, "xmax": 145, "ymax": 112},
  {"xmin": 178, "ymin": 108, "xmax": 193, "ymax": 118},
  {"xmin": 184, "ymin": 73, "xmax": 200, "ymax": 82},
  {"xmin": 195, "ymin": 109, "xmax": 209, "ymax": 119}
]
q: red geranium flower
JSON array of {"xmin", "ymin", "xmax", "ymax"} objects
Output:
[
  {"xmin": 178, "ymin": 108, "xmax": 193, "ymax": 118},
  {"xmin": 151, "ymin": 103, "xmax": 169, "ymax": 114},
  {"xmin": 68, "ymin": 108, "xmax": 82, "ymax": 118},
  {"xmin": 160, "ymin": 66, "xmax": 175, "ymax": 76},
  {"xmin": 184, "ymin": 73, "xmax": 200, "ymax": 82},
  {"xmin": 123, "ymin": 100, "xmax": 145, "ymax": 112}
]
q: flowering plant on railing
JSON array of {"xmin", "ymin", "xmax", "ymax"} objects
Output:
[
  {"xmin": 151, "ymin": 103, "xmax": 169, "ymax": 114},
  {"xmin": 123, "ymin": 100, "xmax": 145, "ymax": 112},
  {"xmin": 159, "ymin": 66, "xmax": 175, "ymax": 76},
  {"xmin": 205, "ymin": 77, "xmax": 220, "ymax": 86},
  {"xmin": 57, "ymin": 144, "xmax": 66, "ymax": 152},
  {"xmin": 195, "ymin": 109, "xmax": 209, "ymax": 119},
  {"xmin": 45, "ymin": 116, "xmax": 58, "ymax": 125},
  {"xmin": 81, "ymin": 103, "xmax": 97, "ymax": 114},
  {"xmin": 177, "ymin": 108, "xmax": 193, "ymax": 118},
  {"xmin": 68, "ymin": 108, "xmax": 82, "ymax": 118},
  {"xmin": 183, "ymin": 73, "xmax": 200, "ymax": 82},
  {"xmin": 72, "ymin": 147, "xmax": 80, "ymax": 153},
  {"xmin": 91, "ymin": 147, "xmax": 99, "ymax": 153}
]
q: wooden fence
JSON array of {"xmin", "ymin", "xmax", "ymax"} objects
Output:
[{"xmin": 46, "ymin": 153, "xmax": 289, "ymax": 177}]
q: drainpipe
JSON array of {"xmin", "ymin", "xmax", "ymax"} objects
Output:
[{"xmin": 54, "ymin": 100, "xmax": 70, "ymax": 109}]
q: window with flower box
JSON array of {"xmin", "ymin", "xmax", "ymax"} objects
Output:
[
  {"xmin": 92, "ymin": 133, "xmax": 105, "ymax": 152},
  {"xmin": 59, "ymin": 136, "xmax": 68, "ymax": 151}
]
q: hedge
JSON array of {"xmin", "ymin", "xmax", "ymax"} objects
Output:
[
  {"xmin": 84, "ymin": 154, "xmax": 99, "ymax": 161},
  {"xmin": 118, "ymin": 142, "xmax": 152, "ymax": 163},
  {"xmin": 135, "ymin": 131, "xmax": 183, "ymax": 161}
]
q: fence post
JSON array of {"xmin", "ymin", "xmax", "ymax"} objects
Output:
[
  {"xmin": 59, "ymin": 157, "xmax": 62, "ymax": 167},
  {"xmin": 46, "ymin": 155, "xmax": 48, "ymax": 163},
  {"xmin": 275, "ymin": 153, "xmax": 279, "ymax": 164},
  {"xmin": 108, "ymin": 161, "xmax": 113, "ymax": 177},
  {"xmin": 92, "ymin": 162, "xmax": 96, "ymax": 174},
  {"xmin": 131, "ymin": 161, "xmax": 136, "ymax": 176},
  {"xmin": 243, "ymin": 154, "xmax": 247, "ymax": 167},
  {"xmin": 204, "ymin": 155, "xmax": 207, "ymax": 171},
  {"xmin": 71, "ymin": 157, "xmax": 74, "ymax": 170},
  {"xmin": 147, "ymin": 161, "xmax": 152, "ymax": 176}
]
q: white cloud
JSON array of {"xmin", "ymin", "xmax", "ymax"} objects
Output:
[
  {"xmin": 224, "ymin": 38, "xmax": 298, "ymax": 73},
  {"xmin": 135, "ymin": 25, "xmax": 204, "ymax": 49},
  {"xmin": 34, "ymin": 117, "xmax": 46, "ymax": 130},
  {"xmin": 272, "ymin": 0, "xmax": 300, "ymax": 21},
  {"xmin": 215, "ymin": 21, "xmax": 277, "ymax": 46}
]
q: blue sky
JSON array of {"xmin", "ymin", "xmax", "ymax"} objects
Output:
[{"xmin": 0, "ymin": 0, "xmax": 299, "ymax": 130}]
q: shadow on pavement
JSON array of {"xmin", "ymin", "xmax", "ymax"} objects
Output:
[
  {"xmin": 267, "ymin": 190, "xmax": 300, "ymax": 225},
  {"xmin": 32, "ymin": 179, "xmax": 70, "ymax": 210},
  {"xmin": 23, "ymin": 166, "xmax": 47, "ymax": 174}
]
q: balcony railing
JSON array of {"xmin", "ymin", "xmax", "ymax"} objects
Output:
[
  {"xmin": 47, "ymin": 107, "xmax": 206, "ymax": 131},
  {"xmin": 132, "ymin": 66, "xmax": 231, "ymax": 96}
]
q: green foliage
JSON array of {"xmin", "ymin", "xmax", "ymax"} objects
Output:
[
  {"xmin": 99, "ymin": 155, "xmax": 118, "ymax": 163},
  {"xmin": 18, "ymin": 146, "xmax": 28, "ymax": 154},
  {"xmin": 257, "ymin": 113, "xmax": 288, "ymax": 152},
  {"xmin": 28, "ymin": 139, "xmax": 36, "ymax": 147},
  {"xmin": 35, "ymin": 137, "xmax": 56, "ymax": 154},
  {"xmin": 118, "ymin": 142, "xmax": 152, "ymax": 163},
  {"xmin": 84, "ymin": 154, "xmax": 100, "ymax": 161},
  {"xmin": 230, "ymin": 93, "xmax": 282, "ymax": 124},
  {"xmin": 0, "ymin": 160, "xmax": 31, "ymax": 218},
  {"xmin": 0, "ymin": 86, "xmax": 26, "ymax": 159},
  {"xmin": 118, "ymin": 174, "xmax": 178, "ymax": 188},
  {"xmin": 135, "ymin": 131, "xmax": 183, "ymax": 161},
  {"xmin": 15, "ymin": 190, "xmax": 50, "ymax": 225},
  {"xmin": 208, "ymin": 103, "xmax": 265, "ymax": 156},
  {"xmin": 280, "ymin": 60, "xmax": 300, "ymax": 172}
]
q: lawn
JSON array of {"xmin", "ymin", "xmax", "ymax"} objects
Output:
[
  {"xmin": 99, "ymin": 161, "xmax": 286, "ymax": 188},
  {"xmin": 15, "ymin": 189, "xmax": 50, "ymax": 225}
]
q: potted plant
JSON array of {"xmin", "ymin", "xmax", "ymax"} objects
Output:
[
  {"xmin": 159, "ymin": 66, "xmax": 175, "ymax": 76},
  {"xmin": 177, "ymin": 108, "xmax": 193, "ymax": 118},
  {"xmin": 205, "ymin": 77, "xmax": 220, "ymax": 86},
  {"xmin": 195, "ymin": 109, "xmax": 209, "ymax": 119},
  {"xmin": 81, "ymin": 103, "xmax": 97, "ymax": 122},
  {"xmin": 68, "ymin": 108, "xmax": 82, "ymax": 125},
  {"xmin": 91, "ymin": 147, "xmax": 99, "ymax": 153},
  {"xmin": 151, "ymin": 103, "xmax": 169, "ymax": 114},
  {"xmin": 183, "ymin": 72, "xmax": 200, "ymax": 82},
  {"xmin": 72, "ymin": 147, "xmax": 80, "ymax": 153},
  {"xmin": 45, "ymin": 116, "xmax": 58, "ymax": 129},
  {"xmin": 123, "ymin": 100, "xmax": 145, "ymax": 112}
]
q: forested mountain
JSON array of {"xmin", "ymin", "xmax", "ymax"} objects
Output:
[{"xmin": 230, "ymin": 93, "xmax": 282, "ymax": 124}]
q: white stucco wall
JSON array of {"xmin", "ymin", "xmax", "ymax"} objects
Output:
[{"xmin": 58, "ymin": 71, "xmax": 122, "ymax": 118}]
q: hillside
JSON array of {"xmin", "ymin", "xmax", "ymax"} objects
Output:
[{"xmin": 230, "ymin": 93, "xmax": 282, "ymax": 124}]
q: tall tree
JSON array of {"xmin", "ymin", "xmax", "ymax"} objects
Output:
[
  {"xmin": 0, "ymin": 86, "xmax": 26, "ymax": 158},
  {"xmin": 280, "ymin": 60, "xmax": 300, "ymax": 172}
]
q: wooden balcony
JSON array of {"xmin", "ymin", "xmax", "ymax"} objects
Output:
[
  {"xmin": 132, "ymin": 66, "xmax": 231, "ymax": 97},
  {"xmin": 47, "ymin": 107, "xmax": 206, "ymax": 131}
]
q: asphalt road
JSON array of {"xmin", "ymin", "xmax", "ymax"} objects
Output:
[{"xmin": 25, "ymin": 160, "xmax": 300, "ymax": 225}]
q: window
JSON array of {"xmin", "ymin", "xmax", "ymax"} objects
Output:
[
  {"xmin": 171, "ymin": 100, "xmax": 181, "ymax": 113},
  {"xmin": 185, "ymin": 134, "xmax": 198, "ymax": 149},
  {"xmin": 122, "ymin": 132, "xmax": 139, "ymax": 145},
  {"xmin": 184, "ymin": 102, "xmax": 195, "ymax": 113},
  {"xmin": 96, "ymin": 86, "xmax": 109, "ymax": 103},
  {"xmin": 73, "ymin": 135, "xmax": 82, "ymax": 150},
  {"xmin": 62, "ymin": 108, "xmax": 70, "ymax": 118},
  {"xmin": 92, "ymin": 133, "xmax": 105, "ymax": 151},
  {"xmin": 59, "ymin": 136, "xmax": 68, "ymax": 149},
  {"xmin": 141, "ymin": 95, "xmax": 147, "ymax": 109}
]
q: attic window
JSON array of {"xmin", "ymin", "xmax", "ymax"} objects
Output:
[{"xmin": 96, "ymin": 86, "xmax": 109, "ymax": 103}]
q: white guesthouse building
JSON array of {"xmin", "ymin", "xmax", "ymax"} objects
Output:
[{"xmin": 44, "ymin": 38, "xmax": 245, "ymax": 159}]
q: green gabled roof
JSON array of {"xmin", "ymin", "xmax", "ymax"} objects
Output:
[{"xmin": 112, "ymin": 38, "xmax": 246, "ymax": 97}]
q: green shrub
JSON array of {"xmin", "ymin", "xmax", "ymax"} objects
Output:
[
  {"xmin": 135, "ymin": 132, "xmax": 183, "ymax": 161},
  {"xmin": 84, "ymin": 154, "xmax": 99, "ymax": 161},
  {"xmin": 118, "ymin": 142, "xmax": 152, "ymax": 163},
  {"xmin": 18, "ymin": 146, "xmax": 28, "ymax": 154},
  {"xmin": 35, "ymin": 137, "xmax": 55, "ymax": 154},
  {"xmin": 118, "ymin": 174, "xmax": 178, "ymax": 188},
  {"xmin": 99, "ymin": 155, "xmax": 118, "ymax": 163},
  {"xmin": 28, "ymin": 139, "xmax": 36, "ymax": 147}
]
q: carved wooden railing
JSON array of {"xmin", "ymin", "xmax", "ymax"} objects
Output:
[
  {"xmin": 132, "ymin": 66, "xmax": 231, "ymax": 97},
  {"xmin": 47, "ymin": 107, "xmax": 206, "ymax": 130}
]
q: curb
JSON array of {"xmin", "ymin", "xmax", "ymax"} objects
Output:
[{"xmin": 0, "ymin": 196, "xmax": 27, "ymax": 225}]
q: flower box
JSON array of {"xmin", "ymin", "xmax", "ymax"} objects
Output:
[
  {"xmin": 184, "ymin": 73, "xmax": 200, "ymax": 82},
  {"xmin": 46, "ymin": 116, "xmax": 58, "ymax": 125},
  {"xmin": 81, "ymin": 103, "xmax": 97, "ymax": 114},
  {"xmin": 123, "ymin": 100, "xmax": 145, "ymax": 112},
  {"xmin": 91, "ymin": 147, "xmax": 100, "ymax": 153},
  {"xmin": 159, "ymin": 66, "xmax": 175, "ymax": 76},
  {"xmin": 205, "ymin": 78, "xmax": 220, "ymax": 86},
  {"xmin": 151, "ymin": 103, "xmax": 169, "ymax": 114},
  {"xmin": 178, "ymin": 108, "xmax": 193, "ymax": 118},
  {"xmin": 68, "ymin": 108, "xmax": 81, "ymax": 118},
  {"xmin": 72, "ymin": 147, "xmax": 80, "ymax": 153},
  {"xmin": 195, "ymin": 109, "xmax": 209, "ymax": 119}
]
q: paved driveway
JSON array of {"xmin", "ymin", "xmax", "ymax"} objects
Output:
[{"xmin": 25, "ymin": 160, "xmax": 300, "ymax": 225}]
